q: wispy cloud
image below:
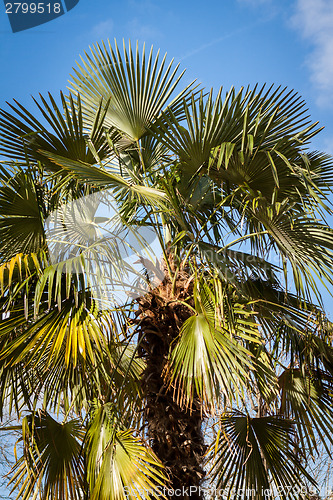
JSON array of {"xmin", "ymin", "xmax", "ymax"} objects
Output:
[
  {"xmin": 178, "ymin": 19, "xmax": 270, "ymax": 62},
  {"xmin": 178, "ymin": 32, "xmax": 242, "ymax": 62},
  {"xmin": 291, "ymin": 0, "xmax": 333, "ymax": 106},
  {"xmin": 91, "ymin": 18, "xmax": 114, "ymax": 40},
  {"xmin": 323, "ymin": 135, "xmax": 333, "ymax": 155},
  {"xmin": 237, "ymin": 0, "xmax": 272, "ymax": 4},
  {"xmin": 126, "ymin": 18, "xmax": 161, "ymax": 42}
]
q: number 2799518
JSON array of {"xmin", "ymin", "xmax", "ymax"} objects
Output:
[{"xmin": 5, "ymin": 3, "xmax": 62, "ymax": 14}]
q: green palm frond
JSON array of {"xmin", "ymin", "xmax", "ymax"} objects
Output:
[
  {"xmin": 85, "ymin": 400, "xmax": 167, "ymax": 500},
  {"xmin": 0, "ymin": 165, "xmax": 45, "ymax": 259},
  {"xmin": 279, "ymin": 369, "xmax": 333, "ymax": 457},
  {"xmin": 0, "ymin": 251, "xmax": 45, "ymax": 299},
  {"xmin": 242, "ymin": 277, "xmax": 333, "ymax": 377},
  {"xmin": 0, "ymin": 93, "xmax": 110, "ymax": 168},
  {"xmin": 211, "ymin": 413, "xmax": 314, "ymax": 500},
  {"xmin": 40, "ymin": 150, "xmax": 167, "ymax": 206},
  {"xmin": 8, "ymin": 411, "xmax": 85, "ymax": 500},
  {"xmin": 69, "ymin": 39, "xmax": 195, "ymax": 143},
  {"xmin": 150, "ymin": 87, "xmax": 248, "ymax": 172},
  {"xmin": 167, "ymin": 312, "xmax": 253, "ymax": 408},
  {"xmin": 0, "ymin": 270, "xmax": 144, "ymax": 415},
  {"xmin": 151, "ymin": 85, "xmax": 320, "ymax": 175},
  {"xmin": 254, "ymin": 206, "xmax": 333, "ymax": 300},
  {"xmin": 0, "ymin": 310, "xmax": 144, "ymax": 417},
  {"xmin": 0, "ymin": 294, "xmax": 105, "ymax": 368},
  {"xmin": 166, "ymin": 282, "xmax": 261, "ymax": 408}
]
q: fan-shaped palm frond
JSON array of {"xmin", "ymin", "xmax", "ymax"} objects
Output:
[
  {"xmin": 150, "ymin": 87, "xmax": 249, "ymax": 172},
  {"xmin": 0, "ymin": 293, "xmax": 107, "ymax": 368},
  {"xmin": 166, "ymin": 282, "xmax": 261, "ymax": 408},
  {"xmin": 211, "ymin": 413, "xmax": 314, "ymax": 500},
  {"xmin": 279, "ymin": 369, "xmax": 333, "ymax": 457},
  {"xmin": 85, "ymin": 400, "xmax": 166, "ymax": 500},
  {"xmin": 249, "ymin": 204, "xmax": 333, "ymax": 301},
  {"xmin": 167, "ymin": 312, "xmax": 253, "ymax": 408},
  {"xmin": 0, "ymin": 294, "xmax": 144, "ymax": 417},
  {"xmin": 0, "ymin": 93, "xmax": 110, "ymax": 169},
  {"xmin": 150, "ymin": 85, "xmax": 320, "ymax": 178},
  {"xmin": 40, "ymin": 150, "xmax": 167, "ymax": 207},
  {"xmin": 69, "ymin": 39, "xmax": 195, "ymax": 143},
  {"xmin": 0, "ymin": 165, "xmax": 45, "ymax": 259},
  {"xmin": 8, "ymin": 411, "xmax": 85, "ymax": 500}
]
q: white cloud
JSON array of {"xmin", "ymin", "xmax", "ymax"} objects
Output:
[{"xmin": 291, "ymin": 0, "xmax": 333, "ymax": 106}]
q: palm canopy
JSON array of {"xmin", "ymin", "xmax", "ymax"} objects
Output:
[{"xmin": 0, "ymin": 39, "xmax": 333, "ymax": 499}]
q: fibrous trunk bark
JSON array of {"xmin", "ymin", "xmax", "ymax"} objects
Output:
[{"xmin": 135, "ymin": 271, "xmax": 206, "ymax": 499}]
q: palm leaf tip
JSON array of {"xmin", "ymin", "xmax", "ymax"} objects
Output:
[{"xmin": 68, "ymin": 38, "xmax": 196, "ymax": 142}]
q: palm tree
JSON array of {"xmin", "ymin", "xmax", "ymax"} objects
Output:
[{"xmin": 1, "ymin": 39, "xmax": 333, "ymax": 499}]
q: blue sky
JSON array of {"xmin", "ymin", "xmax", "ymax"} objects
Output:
[
  {"xmin": 1, "ymin": 0, "xmax": 333, "ymax": 159},
  {"xmin": 1, "ymin": 0, "xmax": 333, "ymax": 313},
  {"xmin": 1, "ymin": 0, "xmax": 333, "ymax": 149}
]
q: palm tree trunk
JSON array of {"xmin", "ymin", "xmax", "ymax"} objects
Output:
[{"xmin": 135, "ymin": 273, "xmax": 206, "ymax": 499}]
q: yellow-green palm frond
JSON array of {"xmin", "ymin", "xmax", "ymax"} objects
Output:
[{"xmin": 85, "ymin": 400, "xmax": 167, "ymax": 500}]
